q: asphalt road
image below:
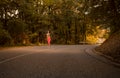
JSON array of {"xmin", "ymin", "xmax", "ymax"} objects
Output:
[{"xmin": 0, "ymin": 45, "xmax": 120, "ymax": 78}]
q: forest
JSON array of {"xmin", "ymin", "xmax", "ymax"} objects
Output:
[{"xmin": 0, "ymin": 0, "xmax": 120, "ymax": 55}]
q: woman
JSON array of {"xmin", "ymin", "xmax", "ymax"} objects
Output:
[{"xmin": 46, "ymin": 31, "xmax": 51, "ymax": 46}]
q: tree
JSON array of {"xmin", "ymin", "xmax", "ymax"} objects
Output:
[
  {"xmin": 0, "ymin": 22, "xmax": 11, "ymax": 46},
  {"xmin": 89, "ymin": 0, "xmax": 120, "ymax": 33},
  {"xmin": 0, "ymin": 0, "xmax": 106, "ymax": 45},
  {"xmin": 89, "ymin": 0, "xmax": 120, "ymax": 60},
  {"xmin": 7, "ymin": 19, "xmax": 27, "ymax": 44}
]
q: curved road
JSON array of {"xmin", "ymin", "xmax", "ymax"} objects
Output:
[{"xmin": 0, "ymin": 45, "xmax": 120, "ymax": 78}]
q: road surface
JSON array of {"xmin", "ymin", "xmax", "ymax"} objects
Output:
[{"xmin": 0, "ymin": 45, "xmax": 120, "ymax": 78}]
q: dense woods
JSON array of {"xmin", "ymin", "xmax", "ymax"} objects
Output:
[
  {"xmin": 0, "ymin": 0, "xmax": 119, "ymax": 47},
  {"xmin": 90, "ymin": 0, "xmax": 120, "ymax": 62}
]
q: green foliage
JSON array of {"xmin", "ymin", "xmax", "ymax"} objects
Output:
[
  {"xmin": 0, "ymin": 22, "xmax": 12, "ymax": 46},
  {"xmin": 89, "ymin": 0, "xmax": 120, "ymax": 33},
  {"xmin": 0, "ymin": 28, "xmax": 12, "ymax": 46},
  {"xmin": 0, "ymin": 0, "xmax": 116, "ymax": 46},
  {"xmin": 7, "ymin": 19, "xmax": 26, "ymax": 36},
  {"xmin": 6, "ymin": 19, "xmax": 27, "ymax": 44},
  {"xmin": 43, "ymin": 0, "xmax": 55, "ymax": 5},
  {"xmin": 29, "ymin": 32, "xmax": 39, "ymax": 43}
]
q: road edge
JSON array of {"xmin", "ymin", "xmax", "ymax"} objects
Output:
[{"xmin": 85, "ymin": 47, "xmax": 120, "ymax": 68}]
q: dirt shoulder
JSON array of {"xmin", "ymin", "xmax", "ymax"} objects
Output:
[{"xmin": 95, "ymin": 47, "xmax": 120, "ymax": 64}]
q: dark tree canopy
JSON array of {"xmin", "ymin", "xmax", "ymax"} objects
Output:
[{"xmin": 0, "ymin": 0, "xmax": 119, "ymax": 46}]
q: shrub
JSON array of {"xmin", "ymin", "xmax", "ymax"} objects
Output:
[
  {"xmin": 0, "ymin": 29, "xmax": 12, "ymax": 46},
  {"xmin": 7, "ymin": 19, "xmax": 27, "ymax": 44}
]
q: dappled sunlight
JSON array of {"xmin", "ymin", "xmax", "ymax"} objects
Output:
[{"xmin": 86, "ymin": 26, "xmax": 109, "ymax": 44}]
